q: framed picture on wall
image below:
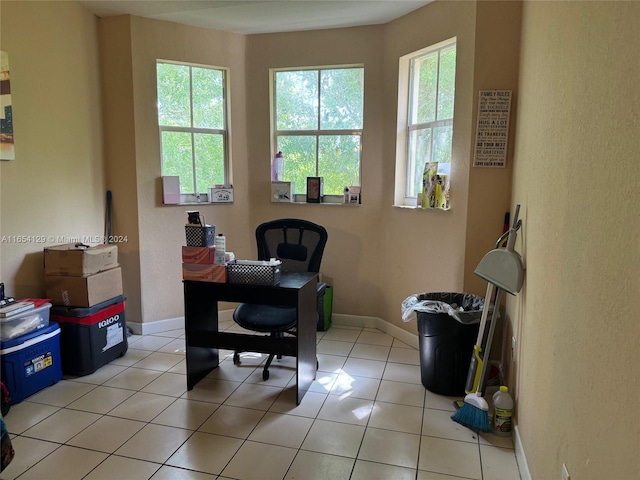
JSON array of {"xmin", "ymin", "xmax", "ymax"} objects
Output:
[
  {"xmin": 306, "ymin": 177, "xmax": 323, "ymax": 203},
  {"xmin": 0, "ymin": 51, "xmax": 14, "ymax": 161}
]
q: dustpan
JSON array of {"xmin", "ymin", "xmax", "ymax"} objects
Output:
[{"xmin": 474, "ymin": 205, "xmax": 525, "ymax": 295}]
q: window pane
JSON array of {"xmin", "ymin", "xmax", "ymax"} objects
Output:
[
  {"xmin": 320, "ymin": 69, "xmax": 364, "ymax": 130},
  {"xmin": 194, "ymin": 133, "xmax": 224, "ymax": 193},
  {"xmin": 157, "ymin": 63, "xmax": 191, "ymax": 127},
  {"xmin": 318, "ymin": 135, "xmax": 360, "ymax": 195},
  {"xmin": 277, "ymin": 135, "xmax": 317, "ymax": 194},
  {"xmin": 433, "ymin": 125, "xmax": 453, "ymax": 164},
  {"xmin": 276, "ymin": 71, "xmax": 318, "ymax": 130},
  {"xmin": 192, "ymin": 67, "xmax": 225, "ymax": 129},
  {"xmin": 411, "ymin": 52, "xmax": 438, "ymax": 125},
  {"xmin": 408, "ymin": 128, "xmax": 432, "ymax": 198},
  {"xmin": 437, "ymin": 47, "xmax": 456, "ymax": 120},
  {"xmin": 161, "ymin": 131, "xmax": 194, "ymax": 193}
]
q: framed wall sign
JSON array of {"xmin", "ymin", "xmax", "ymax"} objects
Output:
[
  {"xmin": 0, "ymin": 51, "xmax": 14, "ymax": 161},
  {"xmin": 306, "ymin": 177, "xmax": 323, "ymax": 203},
  {"xmin": 473, "ymin": 90, "xmax": 512, "ymax": 168}
]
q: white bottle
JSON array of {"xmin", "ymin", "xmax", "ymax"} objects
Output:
[
  {"xmin": 214, "ymin": 233, "xmax": 226, "ymax": 265},
  {"xmin": 492, "ymin": 386, "xmax": 514, "ymax": 436},
  {"xmin": 271, "ymin": 151, "xmax": 284, "ymax": 182}
]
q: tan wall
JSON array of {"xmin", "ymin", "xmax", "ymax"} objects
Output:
[
  {"xmin": 0, "ymin": 1, "xmax": 104, "ymax": 297},
  {"xmin": 99, "ymin": 17, "xmax": 249, "ymax": 323},
  {"xmin": 245, "ymin": 25, "xmax": 390, "ymax": 320},
  {"xmin": 511, "ymin": 2, "xmax": 640, "ymax": 479},
  {"xmin": 5, "ymin": 3, "xmax": 639, "ymax": 476}
]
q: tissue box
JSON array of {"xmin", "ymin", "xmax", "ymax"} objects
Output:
[
  {"xmin": 182, "ymin": 263, "xmax": 228, "ymax": 283},
  {"xmin": 182, "ymin": 246, "xmax": 217, "ymax": 265}
]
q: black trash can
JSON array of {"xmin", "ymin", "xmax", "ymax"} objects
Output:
[{"xmin": 409, "ymin": 292, "xmax": 486, "ymax": 396}]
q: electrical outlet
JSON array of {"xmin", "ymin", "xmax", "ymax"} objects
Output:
[
  {"xmin": 511, "ymin": 336, "xmax": 517, "ymax": 358},
  {"xmin": 562, "ymin": 463, "xmax": 570, "ymax": 480}
]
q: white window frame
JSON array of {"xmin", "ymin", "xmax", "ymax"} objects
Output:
[
  {"xmin": 157, "ymin": 60, "xmax": 230, "ymax": 201},
  {"xmin": 270, "ymin": 65, "xmax": 364, "ymax": 199},
  {"xmin": 394, "ymin": 38, "xmax": 457, "ymax": 207}
]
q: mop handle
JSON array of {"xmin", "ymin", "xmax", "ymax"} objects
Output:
[
  {"xmin": 475, "ymin": 283, "xmax": 494, "ymax": 351},
  {"xmin": 475, "ymin": 287, "xmax": 503, "ymax": 396}
]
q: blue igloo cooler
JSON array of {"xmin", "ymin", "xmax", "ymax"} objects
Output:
[{"xmin": 0, "ymin": 322, "xmax": 63, "ymax": 405}]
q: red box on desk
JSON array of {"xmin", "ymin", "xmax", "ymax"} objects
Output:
[
  {"xmin": 182, "ymin": 246, "xmax": 216, "ymax": 264},
  {"xmin": 182, "ymin": 263, "xmax": 227, "ymax": 282},
  {"xmin": 50, "ymin": 295, "xmax": 128, "ymax": 376}
]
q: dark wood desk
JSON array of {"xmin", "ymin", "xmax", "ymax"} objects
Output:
[{"xmin": 183, "ymin": 272, "xmax": 318, "ymax": 405}]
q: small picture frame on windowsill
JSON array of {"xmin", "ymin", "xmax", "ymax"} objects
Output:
[{"xmin": 306, "ymin": 176, "xmax": 323, "ymax": 203}]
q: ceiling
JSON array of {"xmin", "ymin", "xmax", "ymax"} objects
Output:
[{"xmin": 79, "ymin": 0, "xmax": 433, "ymax": 35}]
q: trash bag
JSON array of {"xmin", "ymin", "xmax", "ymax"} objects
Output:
[
  {"xmin": 401, "ymin": 292, "xmax": 486, "ymax": 325},
  {"xmin": 1, "ymin": 412, "xmax": 15, "ymax": 472}
]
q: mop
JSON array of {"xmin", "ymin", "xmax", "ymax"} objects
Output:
[{"xmin": 451, "ymin": 205, "xmax": 525, "ymax": 432}]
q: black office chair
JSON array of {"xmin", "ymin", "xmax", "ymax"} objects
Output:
[{"xmin": 232, "ymin": 218, "xmax": 328, "ymax": 380}]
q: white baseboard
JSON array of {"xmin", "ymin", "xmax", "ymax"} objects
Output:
[
  {"xmin": 127, "ymin": 317, "xmax": 184, "ymax": 335},
  {"xmin": 127, "ymin": 309, "xmax": 234, "ymax": 335},
  {"xmin": 331, "ymin": 313, "xmax": 419, "ymax": 349},
  {"xmin": 514, "ymin": 424, "xmax": 531, "ymax": 480},
  {"xmin": 130, "ymin": 312, "xmax": 420, "ymax": 349}
]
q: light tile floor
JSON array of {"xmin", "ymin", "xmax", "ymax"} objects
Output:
[{"xmin": 1, "ymin": 323, "xmax": 521, "ymax": 480}]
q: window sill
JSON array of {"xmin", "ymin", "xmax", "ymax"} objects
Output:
[
  {"xmin": 272, "ymin": 194, "xmax": 360, "ymax": 206},
  {"xmin": 392, "ymin": 204, "xmax": 451, "ymax": 212}
]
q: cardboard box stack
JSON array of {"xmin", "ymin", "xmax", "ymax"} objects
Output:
[
  {"xmin": 44, "ymin": 243, "xmax": 121, "ymax": 307},
  {"xmin": 182, "ymin": 245, "xmax": 228, "ymax": 282},
  {"xmin": 44, "ymin": 243, "xmax": 127, "ymax": 376}
]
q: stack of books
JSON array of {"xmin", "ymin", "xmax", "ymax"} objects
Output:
[{"xmin": 0, "ymin": 297, "xmax": 35, "ymax": 318}]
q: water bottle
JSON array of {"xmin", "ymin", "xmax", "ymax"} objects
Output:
[
  {"xmin": 492, "ymin": 386, "xmax": 514, "ymax": 436},
  {"xmin": 215, "ymin": 233, "xmax": 226, "ymax": 265},
  {"xmin": 271, "ymin": 151, "xmax": 284, "ymax": 182}
]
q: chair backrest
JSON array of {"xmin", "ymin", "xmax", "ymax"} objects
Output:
[{"xmin": 256, "ymin": 218, "xmax": 328, "ymax": 274}]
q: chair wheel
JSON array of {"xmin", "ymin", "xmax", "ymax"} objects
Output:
[
  {"xmin": 233, "ymin": 352, "xmax": 240, "ymax": 364},
  {"xmin": 263, "ymin": 369, "xmax": 270, "ymax": 381}
]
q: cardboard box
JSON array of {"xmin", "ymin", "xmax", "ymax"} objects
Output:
[
  {"xmin": 182, "ymin": 263, "xmax": 227, "ymax": 283},
  {"xmin": 45, "ymin": 267, "xmax": 123, "ymax": 307},
  {"xmin": 44, "ymin": 243, "xmax": 118, "ymax": 276},
  {"xmin": 182, "ymin": 246, "xmax": 216, "ymax": 265}
]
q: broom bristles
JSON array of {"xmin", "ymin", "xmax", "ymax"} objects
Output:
[{"xmin": 451, "ymin": 401, "xmax": 491, "ymax": 432}]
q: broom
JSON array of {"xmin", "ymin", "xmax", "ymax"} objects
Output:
[
  {"xmin": 452, "ymin": 205, "xmax": 524, "ymax": 431},
  {"xmin": 453, "ymin": 282, "xmax": 494, "ymax": 411},
  {"xmin": 451, "ymin": 286, "xmax": 503, "ymax": 432}
]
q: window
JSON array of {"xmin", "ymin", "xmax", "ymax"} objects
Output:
[
  {"xmin": 272, "ymin": 66, "xmax": 364, "ymax": 197},
  {"xmin": 395, "ymin": 39, "xmax": 456, "ymax": 206},
  {"xmin": 156, "ymin": 61, "xmax": 229, "ymax": 196}
]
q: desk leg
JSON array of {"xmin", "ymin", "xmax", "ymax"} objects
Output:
[
  {"xmin": 296, "ymin": 279, "xmax": 317, "ymax": 404},
  {"xmin": 184, "ymin": 282, "xmax": 220, "ymax": 390}
]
